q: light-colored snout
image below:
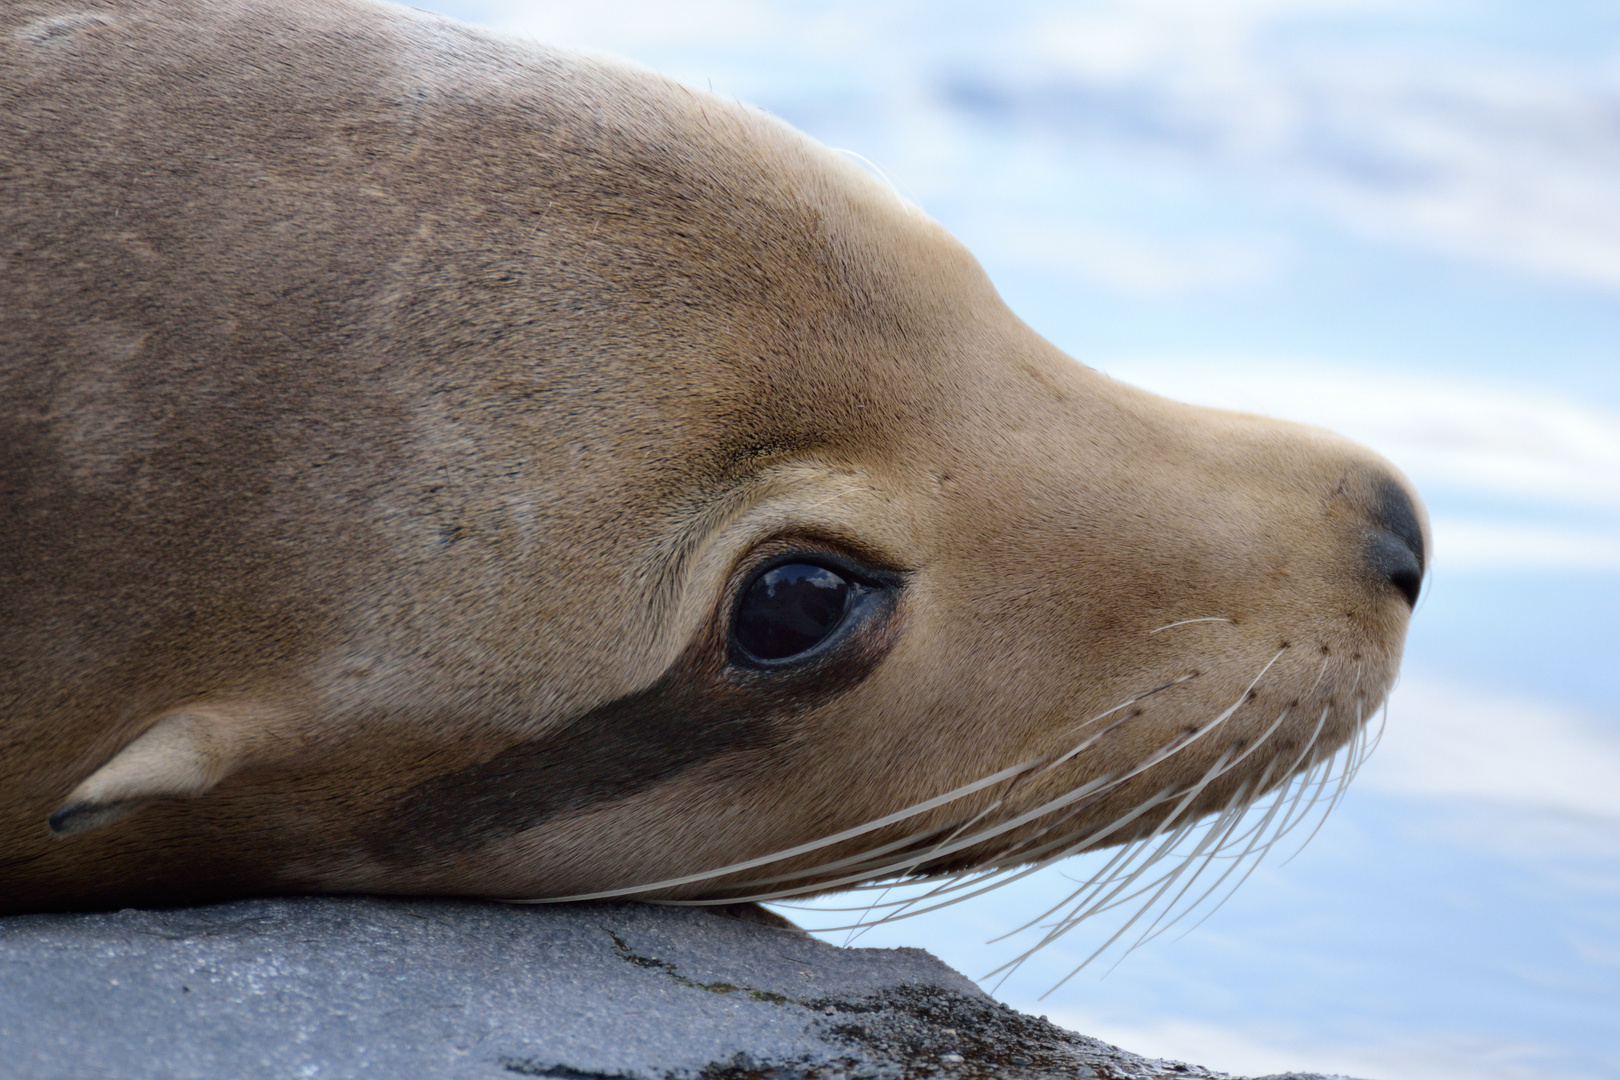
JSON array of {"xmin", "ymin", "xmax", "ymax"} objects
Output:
[{"xmin": 853, "ymin": 368, "xmax": 1429, "ymax": 869}]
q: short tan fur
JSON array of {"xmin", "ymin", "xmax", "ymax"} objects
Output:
[{"xmin": 0, "ymin": 0, "xmax": 1426, "ymax": 913}]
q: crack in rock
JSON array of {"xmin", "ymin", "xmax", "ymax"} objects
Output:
[
  {"xmin": 608, "ymin": 928, "xmax": 794, "ymax": 1004},
  {"xmin": 602, "ymin": 929, "xmax": 1235, "ymax": 1080},
  {"xmin": 0, "ymin": 897, "xmax": 1370, "ymax": 1080}
]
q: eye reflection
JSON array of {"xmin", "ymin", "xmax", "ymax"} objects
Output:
[{"xmin": 733, "ymin": 562, "xmax": 852, "ymax": 661}]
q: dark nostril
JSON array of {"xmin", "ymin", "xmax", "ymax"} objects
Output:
[
  {"xmin": 1375, "ymin": 481, "xmax": 1425, "ymax": 570},
  {"xmin": 1368, "ymin": 480, "xmax": 1425, "ymax": 607},
  {"xmin": 1368, "ymin": 532, "xmax": 1422, "ymax": 607}
]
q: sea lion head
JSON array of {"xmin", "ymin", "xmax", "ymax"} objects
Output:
[{"xmin": 0, "ymin": 0, "xmax": 1424, "ymax": 914}]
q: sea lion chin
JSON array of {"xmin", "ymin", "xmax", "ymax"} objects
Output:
[{"xmin": 0, "ymin": 0, "xmax": 1426, "ymax": 915}]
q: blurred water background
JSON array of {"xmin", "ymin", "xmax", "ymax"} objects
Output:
[{"xmin": 422, "ymin": 2, "xmax": 1620, "ymax": 1076}]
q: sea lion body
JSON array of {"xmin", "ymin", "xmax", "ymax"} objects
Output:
[{"xmin": 0, "ymin": 0, "xmax": 1425, "ymax": 913}]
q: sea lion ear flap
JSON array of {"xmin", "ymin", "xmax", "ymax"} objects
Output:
[{"xmin": 49, "ymin": 703, "xmax": 279, "ymax": 836}]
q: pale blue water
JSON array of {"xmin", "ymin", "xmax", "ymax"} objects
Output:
[{"xmin": 425, "ymin": 3, "xmax": 1620, "ymax": 1076}]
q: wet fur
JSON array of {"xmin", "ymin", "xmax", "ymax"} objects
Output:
[{"xmin": 0, "ymin": 0, "xmax": 1424, "ymax": 914}]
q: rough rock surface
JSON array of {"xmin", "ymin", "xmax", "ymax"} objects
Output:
[{"xmin": 0, "ymin": 897, "xmax": 1365, "ymax": 1080}]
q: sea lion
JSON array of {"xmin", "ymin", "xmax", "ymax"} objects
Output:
[{"xmin": 0, "ymin": 0, "xmax": 1426, "ymax": 917}]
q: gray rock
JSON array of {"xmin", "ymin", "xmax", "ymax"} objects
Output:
[{"xmin": 0, "ymin": 897, "xmax": 1369, "ymax": 1080}]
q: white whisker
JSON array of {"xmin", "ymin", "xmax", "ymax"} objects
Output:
[
  {"xmin": 504, "ymin": 757, "xmax": 1040, "ymax": 904},
  {"xmin": 796, "ymin": 649, "xmax": 1289, "ymax": 937},
  {"xmin": 1149, "ymin": 617, "xmax": 1233, "ymax": 634},
  {"xmin": 599, "ymin": 681, "xmax": 1184, "ymax": 910},
  {"xmin": 514, "ymin": 640, "xmax": 1388, "ymax": 997},
  {"xmin": 982, "ymin": 741, "xmax": 1259, "ymax": 986},
  {"xmin": 1281, "ymin": 695, "xmax": 1367, "ymax": 866},
  {"xmin": 1116, "ymin": 705, "xmax": 1307, "ymax": 951}
]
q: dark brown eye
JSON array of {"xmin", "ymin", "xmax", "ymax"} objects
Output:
[{"xmin": 733, "ymin": 562, "xmax": 852, "ymax": 662}]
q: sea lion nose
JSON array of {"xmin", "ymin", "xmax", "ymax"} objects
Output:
[{"xmin": 1366, "ymin": 479, "xmax": 1425, "ymax": 607}]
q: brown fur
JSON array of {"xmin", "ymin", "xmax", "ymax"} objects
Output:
[{"xmin": 0, "ymin": 0, "xmax": 1425, "ymax": 913}]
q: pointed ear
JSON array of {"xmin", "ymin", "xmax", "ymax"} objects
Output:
[{"xmin": 49, "ymin": 703, "xmax": 284, "ymax": 836}]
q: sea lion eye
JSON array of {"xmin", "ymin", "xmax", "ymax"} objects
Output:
[{"xmin": 733, "ymin": 562, "xmax": 852, "ymax": 662}]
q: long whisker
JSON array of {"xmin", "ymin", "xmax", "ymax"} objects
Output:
[
  {"xmin": 1149, "ymin": 617, "xmax": 1232, "ymax": 634},
  {"xmin": 990, "ymin": 737, "xmax": 1261, "ymax": 985},
  {"xmin": 667, "ymin": 652, "xmax": 1267, "ymax": 914},
  {"xmin": 1280, "ymin": 693, "xmax": 1367, "ymax": 865},
  {"xmin": 1089, "ymin": 793, "xmax": 1262, "ymax": 983},
  {"xmin": 790, "ymin": 650, "xmax": 1286, "ymax": 927},
  {"xmin": 1132, "ymin": 766, "xmax": 1306, "ymax": 952},
  {"xmin": 561, "ymin": 678, "xmax": 1195, "ymax": 910},
  {"xmin": 1034, "ymin": 747, "xmax": 1326, "ymax": 986},
  {"xmin": 1033, "ymin": 814, "xmax": 1244, "ymax": 996},
  {"xmin": 526, "ymin": 643, "xmax": 1388, "ymax": 998},
  {"xmin": 980, "ymin": 753, "xmax": 1250, "ymax": 984},
  {"xmin": 791, "ymin": 800, "xmax": 1174, "ymax": 924},
  {"xmin": 914, "ymin": 655, "xmax": 1342, "ymax": 983},
  {"xmin": 503, "ymin": 758, "xmax": 1040, "ymax": 903},
  {"xmin": 1107, "ymin": 703, "xmax": 1306, "ymax": 952},
  {"xmin": 844, "ymin": 677, "xmax": 1204, "ymax": 905},
  {"xmin": 986, "ymin": 745, "xmax": 1291, "ymax": 973},
  {"xmin": 840, "ymin": 795, "xmax": 1020, "ymax": 945},
  {"xmin": 805, "ymin": 730, "xmax": 1249, "ymax": 923},
  {"xmin": 732, "ymin": 690, "xmax": 1253, "ymax": 912},
  {"xmin": 1037, "ymin": 674, "xmax": 1198, "ymax": 777},
  {"xmin": 993, "ymin": 703, "xmax": 1289, "ymax": 952},
  {"xmin": 796, "ymin": 776, "xmax": 1188, "ymax": 923},
  {"xmin": 663, "ymin": 770, "xmax": 1127, "ymax": 909},
  {"xmin": 847, "ymin": 658, "xmax": 1385, "ymax": 989}
]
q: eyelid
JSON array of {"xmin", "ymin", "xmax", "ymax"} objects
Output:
[{"xmin": 739, "ymin": 547, "xmax": 902, "ymax": 594}]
